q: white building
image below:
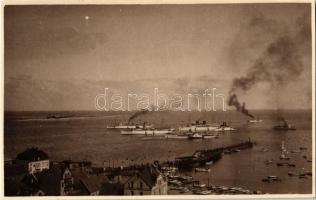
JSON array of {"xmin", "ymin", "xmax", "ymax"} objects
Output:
[{"xmin": 16, "ymin": 147, "xmax": 50, "ymax": 174}]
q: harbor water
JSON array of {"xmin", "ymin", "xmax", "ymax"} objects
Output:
[{"xmin": 4, "ymin": 110, "xmax": 313, "ymax": 194}]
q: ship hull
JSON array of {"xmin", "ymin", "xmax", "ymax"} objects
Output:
[{"xmin": 121, "ymin": 129, "xmax": 174, "ymax": 135}]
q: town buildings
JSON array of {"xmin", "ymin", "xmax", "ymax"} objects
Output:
[{"xmin": 5, "ymin": 148, "xmax": 168, "ymax": 196}]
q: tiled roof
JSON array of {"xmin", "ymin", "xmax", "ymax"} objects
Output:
[
  {"xmin": 71, "ymin": 168, "xmax": 108, "ymax": 194},
  {"xmin": 138, "ymin": 166, "xmax": 159, "ymax": 188},
  {"xmin": 124, "ymin": 165, "xmax": 160, "ymax": 188},
  {"xmin": 100, "ymin": 182, "xmax": 124, "ymax": 195}
]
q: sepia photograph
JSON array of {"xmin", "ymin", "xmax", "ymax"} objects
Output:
[{"xmin": 2, "ymin": 1, "xmax": 315, "ymax": 197}]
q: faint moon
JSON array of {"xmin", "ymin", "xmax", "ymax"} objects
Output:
[{"xmin": 85, "ymin": 16, "xmax": 90, "ymax": 20}]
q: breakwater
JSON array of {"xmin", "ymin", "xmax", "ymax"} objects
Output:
[{"xmin": 172, "ymin": 139, "xmax": 255, "ymax": 170}]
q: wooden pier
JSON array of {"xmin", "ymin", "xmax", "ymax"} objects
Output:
[{"xmin": 173, "ymin": 139, "xmax": 255, "ymax": 170}]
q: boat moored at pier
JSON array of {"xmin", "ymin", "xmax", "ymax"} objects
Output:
[
  {"xmin": 273, "ymin": 119, "xmax": 296, "ymax": 131},
  {"xmin": 121, "ymin": 128, "xmax": 175, "ymax": 135},
  {"xmin": 179, "ymin": 120, "xmax": 218, "ymax": 132},
  {"xmin": 214, "ymin": 122, "xmax": 235, "ymax": 132},
  {"xmin": 107, "ymin": 123, "xmax": 153, "ymax": 129}
]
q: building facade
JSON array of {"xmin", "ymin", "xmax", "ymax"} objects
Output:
[
  {"xmin": 28, "ymin": 160, "xmax": 50, "ymax": 174},
  {"xmin": 123, "ymin": 166, "xmax": 168, "ymax": 195}
]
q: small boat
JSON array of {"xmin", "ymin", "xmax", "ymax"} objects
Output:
[
  {"xmin": 195, "ymin": 167, "xmax": 211, "ymax": 173},
  {"xmin": 288, "ymin": 171, "xmax": 297, "ymax": 176},
  {"xmin": 299, "ymin": 147, "xmax": 308, "ymax": 150},
  {"xmin": 168, "ymin": 179, "xmax": 182, "ymax": 186},
  {"xmin": 167, "ymin": 175, "xmax": 180, "ymax": 179},
  {"xmin": 299, "ymin": 174, "xmax": 307, "ymax": 179},
  {"xmin": 107, "ymin": 123, "xmax": 152, "ymax": 129},
  {"xmin": 205, "ymin": 161, "xmax": 214, "ymax": 166},
  {"xmin": 217, "ymin": 186, "xmax": 229, "ymax": 192},
  {"xmin": 305, "ymin": 171, "xmax": 312, "ymax": 176},
  {"xmin": 277, "ymin": 162, "xmax": 285, "ymax": 167},
  {"xmin": 280, "ymin": 154, "xmax": 290, "ymax": 160},
  {"xmin": 161, "ymin": 166, "xmax": 178, "ymax": 172},
  {"xmin": 214, "ymin": 122, "xmax": 235, "ymax": 132},
  {"xmin": 188, "ymin": 133, "xmax": 204, "ymax": 139},
  {"xmin": 121, "ymin": 128, "xmax": 174, "ymax": 135},
  {"xmin": 248, "ymin": 118, "xmax": 263, "ymax": 123},
  {"xmin": 298, "ymin": 169, "xmax": 312, "ymax": 177},
  {"xmin": 199, "ymin": 190, "xmax": 212, "ymax": 195},
  {"xmin": 287, "ymin": 163, "xmax": 296, "ymax": 167},
  {"xmin": 261, "ymin": 178, "xmax": 271, "ymax": 182},
  {"xmin": 178, "ymin": 175, "xmax": 193, "ymax": 181},
  {"xmin": 260, "ymin": 148, "xmax": 269, "ymax": 152},
  {"xmin": 165, "ymin": 134, "xmax": 188, "ymax": 139},
  {"xmin": 273, "ymin": 119, "xmax": 296, "ymax": 131},
  {"xmin": 180, "ymin": 187, "xmax": 190, "ymax": 193},
  {"xmin": 203, "ymin": 135, "xmax": 217, "ymax": 139},
  {"xmin": 193, "ymin": 183, "xmax": 206, "ymax": 188},
  {"xmin": 290, "ymin": 150, "xmax": 301, "ymax": 153},
  {"xmin": 223, "ymin": 150, "xmax": 232, "ymax": 154},
  {"xmin": 280, "ymin": 141, "xmax": 290, "ymax": 160},
  {"xmin": 265, "ymin": 160, "xmax": 273, "ymax": 165},
  {"xmin": 266, "ymin": 175, "xmax": 281, "ymax": 181},
  {"xmin": 179, "ymin": 120, "xmax": 218, "ymax": 133},
  {"xmin": 254, "ymin": 190, "xmax": 263, "ymax": 194}
]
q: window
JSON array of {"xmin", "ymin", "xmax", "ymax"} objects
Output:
[
  {"xmin": 140, "ymin": 192, "xmax": 143, "ymax": 195},
  {"xmin": 131, "ymin": 191, "xmax": 134, "ymax": 195},
  {"xmin": 131, "ymin": 181, "xmax": 134, "ymax": 188},
  {"xmin": 140, "ymin": 182, "xmax": 143, "ymax": 189}
]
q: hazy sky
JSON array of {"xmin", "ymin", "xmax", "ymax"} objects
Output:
[{"xmin": 4, "ymin": 4, "xmax": 312, "ymax": 110}]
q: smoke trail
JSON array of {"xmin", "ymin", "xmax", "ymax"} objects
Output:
[
  {"xmin": 128, "ymin": 109, "xmax": 149, "ymax": 124},
  {"xmin": 228, "ymin": 94, "xmax": 254, "ymax": 118},
  {"xmin": 228, "ymin": 12, "xmax": 310, "ymax": 116}
]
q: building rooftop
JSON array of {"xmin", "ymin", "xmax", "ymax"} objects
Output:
[
  {"xmin": 16, "ymin": 147, "xmax": 49, "ymax": 162},
  {"xmin": 100, "ymin": 182, "xmax": 124, "ymax": 195},
  {"xmin": 124, "ymin": 165, "xmax": 161, "ymax": 188},
  {"xmin": 71, "ymin": 168, "xmax": 109, "ymax": 194}
]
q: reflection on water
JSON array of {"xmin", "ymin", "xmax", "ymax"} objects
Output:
[{"xmin": 4, "ymin": 110, "xmax": 312, "ymax": 194}]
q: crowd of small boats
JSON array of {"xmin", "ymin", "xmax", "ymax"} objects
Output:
[
  {"xmin": 161, "ymin": 165, "xmax": 263, "ymax": 195},
  {"xmin": 262, "ymin": 141, "xmax": 312, "ymax": 183}
]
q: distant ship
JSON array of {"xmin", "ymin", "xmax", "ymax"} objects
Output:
[
  {"xmin": 280, "ymin": 141, "xmax": 290, "ymax": 160},
  {"xmin": 248, "ymin": 118, "xmax": 263, "ymax": 123},
  {"xmin": 188, "ymin": 132, "xmax": 204, "ymax": 139},
  {"xmin": 46, "ymin": 114, "xmax": 74, "ymax": 119},
  {"xmin": 165, "ymin": 131, "xmax": 219, "ymax": 140},
  {"xmin": 121, "ymin": 128, "xmax": 174, "ymax": 135},
  {"xmin": 214, "ymin": 122, "xmax": 235, "ymax": 132},
  {"xmin": 179, "ymin": 120, "xmax": 219, "ymax": 132},
  {"xmin": 107, "ymin": 122, "xmax": 153, "ymax": 129},
  {"xmin": 273, "ymin": 119, "xmax": 296, "ymax": 131}
]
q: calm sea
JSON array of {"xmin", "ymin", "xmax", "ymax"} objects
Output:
[{"xmin": 4, "ymin": 110, "xmax": 313, "ymax": 194}]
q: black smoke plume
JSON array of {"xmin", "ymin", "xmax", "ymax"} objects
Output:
[
  {"xmin": 228, "ymin": 93, "xmax": 254, "ymax": 118},
  {"xmin": 228, "ymin": 12, "xmax": 310, "ymax": 116},
  {"xmin": 128, "ymin": 109, "xmax": 149, "ymax": 124}
]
